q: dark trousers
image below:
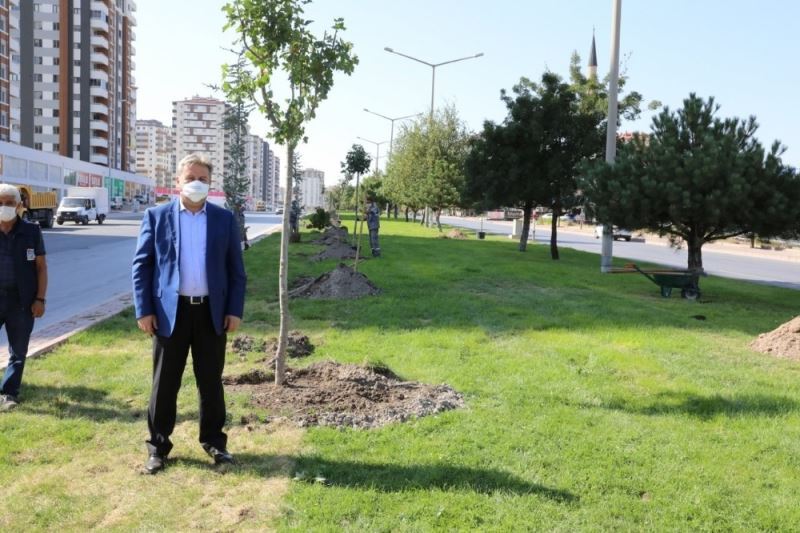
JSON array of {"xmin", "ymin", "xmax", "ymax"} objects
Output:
[
  {"xmin": 146, "ymin": 299, "xmax": 227, "ymax": 456},
  {"xmin": 1, "ymin": 290, "xmax": 34, "ymax": 399},
  {"xmin": 369, "ymin": 228, "xmax": 380, "ymax": 257}
]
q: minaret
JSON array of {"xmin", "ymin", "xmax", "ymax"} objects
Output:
[{"xmin": 588, "ymin": 30, "xmax": 598, "ymax": 80}]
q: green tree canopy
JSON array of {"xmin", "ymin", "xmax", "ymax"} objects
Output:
[{"xmin": 581, "ymin": 93, "xmax": 800, "ymax": 271}]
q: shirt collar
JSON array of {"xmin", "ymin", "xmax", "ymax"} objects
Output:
[{"xmin": 179, "ymin": 197, "xmax": 207, "ymax": 214}]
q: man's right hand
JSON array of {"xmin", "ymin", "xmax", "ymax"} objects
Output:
[{"xmin": 137, "ymin": 315, "xmax": 158, "ymax": 336}]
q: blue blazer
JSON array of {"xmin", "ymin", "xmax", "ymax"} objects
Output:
[{"xmin": 132, "ymin": 200, "xmax": 247, "ymax": 337}]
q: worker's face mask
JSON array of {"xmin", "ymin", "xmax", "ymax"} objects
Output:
[
  {"xmin": 0, "ymin": 205, "xmax": 17, "ymax": 222},
  {"xmin": 182, "ymin": 180, "xmax": 209, "ymax": 203}
]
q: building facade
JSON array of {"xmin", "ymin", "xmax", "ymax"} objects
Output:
[
  {"xmin": 135, "ymin": 118, "xmax": 173, "ymax": 188},
  {"xmin": 244, "ymin": 133, "xmax": 263, "ymax": 205},
  {"xmin": 298, "ymin": 167, "xmax": 323, "ymax": 210},
  {"xmin": 171, "ymin": 96, "xmax": 228, "ymax": 190},
  {"xmin": 8, "ymin": 0, "xmax": 137, "ymax": 170}
]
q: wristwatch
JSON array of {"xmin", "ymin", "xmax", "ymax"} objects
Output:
[{"xmin": 35, "ymin": 297, "xmax": 46, "ymax": 304}]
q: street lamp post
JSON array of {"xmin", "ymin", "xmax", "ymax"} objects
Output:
[
  {"xmin": 383, "ymin": 47, "xmax": 484, "ymax": 119},
  {"xmin": 356, "ymin": 136, "xmax": 389, "ymax": 175},
  {"xmin": 384, "ymin": 46, "xmax": 483, "ymax": 226},
  {"xmin": 363, "ymin": 108, "xmax": 420, "ymax": 154},
  {"xmin": 601, "ymin": 0, "xmax": 622, "ymax": 273}
]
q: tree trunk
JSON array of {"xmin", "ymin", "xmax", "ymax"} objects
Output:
[
  {"xmin": 550, "ymin": 205, "xmax": 560, "ymax": 260},
  {"xmin": 352, "ymin": 173, "xmax": 361, "ymax": 245},
  {"xmin": 386, "ymin": 203, "xmax": 391, "ymax": 217},
  {"xmin": 404, "ymin": 207, "xmax": 409, "ymax": 222},
  {"xmin": 275, "ymin": 142, "xmax": 295, "ymax": 385},
  {"xmin": 518, "ymin": 200, "xmax": 533, "ymax": 252},
  {"xmin": 687, "ymin": 234, "xmax": 704, "ymax": 272},
  {"xmin": 420, "ymin": 208, "xmax": 426, "ymax": 226},
  {"xmin": 435, "ymin": 209, "xmax": 442, "ymax": 232},
  {"xmin": 394, "ymin": 205, "xmax": 399, "ymax": 219}
]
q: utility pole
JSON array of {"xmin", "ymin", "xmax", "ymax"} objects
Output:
[{"xmin": 601, "ymin": 0, "xmax": 621, "ymax": 273}]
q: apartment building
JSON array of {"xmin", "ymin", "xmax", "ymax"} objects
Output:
[
  {"xmin": 135, "ymin": 118, "xmax": 173, "ymax": 188},
  {"xmin": 298, "ymin": 167, "xmax": 324, "ymax": 209},
  {"xmin": 0, "ymin": 1, "xmax": 10, "ymax": 141},
  {"xmin": 171, "ymin": 96, "xmax": 229, "ymax": 190},
  {"xmin": 244, "ymin": 132, "xmax": 263, "ymax": 203},
  {"xmin": 8, "ymin": 0, "xmax": 137, "ymax": 170}
]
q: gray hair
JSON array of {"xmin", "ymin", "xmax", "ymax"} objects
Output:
[
  {"xmin": 177, "ymin": 153, "xmax": 213, "ymax": 177},
  {"xmin": 0, "ymin": 183, "xmax": 21, "ymax": 203}
]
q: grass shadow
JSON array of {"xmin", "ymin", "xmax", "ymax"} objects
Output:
[
  {"xmin": 21, "ymin": 383, "xmax": 141, "ymax": 422},
  {"xmin": 584, "ymin": 391, "xmax": 799, "ymax": 419}
]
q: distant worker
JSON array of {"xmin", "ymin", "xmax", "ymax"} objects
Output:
[
  {"xmin": 365, "ymin": 196, "xmax": 381, "ymax": 257},
  {"xmin": 0, "ymin": 184, "xmax": 48, "ymax": 412}
]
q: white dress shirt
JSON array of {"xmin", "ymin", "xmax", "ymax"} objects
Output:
[{"xmin": 178, "ymin": 198, "xmax": 208, "ymax": 296}]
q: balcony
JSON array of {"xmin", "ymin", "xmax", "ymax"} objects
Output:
[
  {"xmin": 90, "ymin": 85, "xmax": 109, "ymax": 98},
  {"xmin": 90, "ymin": 153, "xmax": 109, "ymax": 165},
  {"xmin": 91, "ymin": 120, "xmax": 109, "ymax": 133},
  {"xmin": 91, "ymin": 69, "xmax": 109, "ymax": 83},
  {"xmin": 90, "ymin": 135, "xmax": 109, "ymax": 148},
  {"xmin": 90, "ymin": 15, "xmax": 108, "ymax": 31},
  {"xmin": 91, "ymin": 34, "xmax": 109, "ymax": 50},
  {"xmin": 91, "ymin": 0, "xmax": 110, "ymax": 17},
  {"xmin": 91, "ymin": 102, "xmax": 109, "ymax": 115}
]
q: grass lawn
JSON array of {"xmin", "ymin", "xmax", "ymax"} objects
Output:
[{"xmin": 2, "ymin": 216, "xmax": 800, "ymax": 531}]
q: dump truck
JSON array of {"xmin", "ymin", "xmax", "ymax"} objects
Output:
[{"xmin": 15, "ymin": 185, "xmax": 57, "ymax": 228}]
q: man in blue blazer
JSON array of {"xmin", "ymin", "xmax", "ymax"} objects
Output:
[{"xmin": 132, "ymin": 153, "xmax": 246, "ymax": 474}]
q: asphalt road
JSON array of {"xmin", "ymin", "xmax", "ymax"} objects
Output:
[
  {"xmin": 441, "ymin": 216, "xmax": 800, "ymax": 290},
  {"xmin": 1, "ymin": 210, "xmax": 282, "ymax": 354}
]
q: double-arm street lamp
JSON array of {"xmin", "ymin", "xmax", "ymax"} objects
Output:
[
  {"xmin": 356, "ymin": 136, "xmax": 389, "ymax": 175},
  {"xmin": 383, "ymin": 47, "xmax": 484, "ymax": 118},
  {"xmin": 363, "ymin": 108, "xmax": 421, "ymax": 154}
]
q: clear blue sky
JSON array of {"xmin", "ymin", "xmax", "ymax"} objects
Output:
[{"xmin": 137, "ymin": 1, "xmax": 800, "ymax": 185}]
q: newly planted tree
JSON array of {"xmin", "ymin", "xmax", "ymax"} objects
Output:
[
  {"xmin": 582, "ymin": 94, "xmax": 800, "ymax": 272},
  {"xmin": 341, "ymin": 144, "xmax": 371, "ymax": 270},
  {"xmin": 222, "ymin": 0, "xmax": 357, "ymax": 384}
]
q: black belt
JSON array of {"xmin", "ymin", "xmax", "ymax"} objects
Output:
[{"xmin": 179, "ymin": 295, "xmax": 208, "ymax": 305}]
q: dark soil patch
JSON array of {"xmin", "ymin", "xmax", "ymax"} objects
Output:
[
  {"xmin": 234, "ymin": 360, "xmax": 464, "ymax": 429},
  {"xmin": 262, "ymin": 331, "xmax": 315, "ymax": 360},
  {"xmin": 230, "ymin": 334, "xmax": 267, "ymax": 356},
  {"xmin": 751, "ymin": 316, "xmax": 800, "ymax": 360},
  {"xmin": 290, "ymin": 276, "xmax": 315, "ymax": 290},
  {"xmin": 222, "ymin": 368, "xmax": 273, "ymax": 385},
  {"xmin": 311, "ymin": 226, "xmax": 349, "ymax": 245},
  {"xmin": 290, "ymin": 263, "xmax": 380, "ymax": 300},
  {"xmin": 311, "ymin": 242, "xmax": 358, "ymax": 262}
]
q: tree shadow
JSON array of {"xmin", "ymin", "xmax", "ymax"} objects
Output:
[
  {"xmin": 21, "ymin": 383, "xmax": 142, "ymax": 422},
  {"xmin": 580, "ymin": 391, "xmax": 799, "ymax": 420},
  {"xmin": 177, "ymin": 452, "xmax": 578, "ymax": 501}
]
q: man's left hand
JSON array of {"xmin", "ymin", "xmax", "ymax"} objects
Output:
[
  {"xmin": 31, "ymin": 300, "xmax": 45, "ymax": 318},
  {"xmin": 224, "ymin": 315, "xmax": 242, "ymax": 333}
]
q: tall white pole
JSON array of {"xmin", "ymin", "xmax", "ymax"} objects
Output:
[{"xmin": 601, "ymin": 0, "xmax": 621, "ymax": 273}]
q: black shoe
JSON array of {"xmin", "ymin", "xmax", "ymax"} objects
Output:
[
  {"xmin": 143, "ymin": 453, "xmax": 167, "ymax": 474},
  {"xmin": 205, "ymin": 446, "xmax": 235, "ymax": 465}
]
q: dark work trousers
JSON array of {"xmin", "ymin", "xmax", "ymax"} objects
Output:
[
  {"xmin": 0, "ymin": 289, "xmax": 35, "ymax": 399},
  {"xmin": 146, "ymin": 299, "xmax": 227, "ymax": 456},
  {"xmin": 369, "ymin": 228, "xmax": 381, "ymax": 257}
]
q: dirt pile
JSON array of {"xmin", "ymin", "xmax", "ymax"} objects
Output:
[
  {"xmin": 222, "ymin": 368, "xmax": 273, "ymax": 385},
  {"xmin": 311, "ymin": 242, "xmax": 358, "ymax": 262},
  {"xmin": 233, "ymin": 360, "xmax": 464, "ymax": 429},
  {"xmin": 263, "ymin": 331, "xmax": 315, "ymax": 359},
  {"xmin": 230, "ymin": 335, "xmax": 267, "ymax": 356},
  {"xmin": 290, "ymin": 263, "xmax": 380, "ymax": 300},
  {"xmin": 751, "ymin": 316, "xmax": 800, "ymax": 360},
  {"xmin": 312, "ymin": 226, "xmax": 349, "ymax": 245}
]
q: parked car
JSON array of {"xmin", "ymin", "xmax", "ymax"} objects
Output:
[{"xmin": 594, "ymin": 225, "xmax": 632, "ymax": 241}]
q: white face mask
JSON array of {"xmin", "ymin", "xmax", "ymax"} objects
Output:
[
  {"xmin": 0, "ymin": 206, "xmax": 17, "ymax": 222},
  {"xmin": 181, "ymin": 180, "xmax": 209, "ymax": 203}
]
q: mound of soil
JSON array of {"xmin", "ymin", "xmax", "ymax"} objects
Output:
[
  {"xmin": 231, "ymin": 334, "xmax": 267, "ymax": 356},
  {"xmin": 442, "ymin": 229, "xmax": 468, "ymax": 239},
  {"xmin": 311, "ymin": 226, "xmax": 349, "ymax": 245},
  {"xmin": 290, "ymin": 263, "xmax": 381, "ymax": 300},
  {"xmin": 263, "ymin": 331, "xmax": 315, "ymax": 359},
  {"xmin": 311, "ymin": 242, "xmax": 358, "ymax": 262},
  {"xmin": 222, "ymin": 368, "xmax": 273, "ymax": 385},
  {"xmin": 751, "ymin": 316, "xmax": 800, "ymax": 360},
  {"xmin": 235, "ymin": 360, "xmax": 464, "ymax": 429}
]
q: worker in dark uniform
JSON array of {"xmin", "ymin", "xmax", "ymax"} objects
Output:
[
  {"xmin": 0, "ymin": 184, "xmax": 48, "ymax": 412},
  {"xmin": 365, "ymin": 196, "xmax": 381, "ymax": 257}
]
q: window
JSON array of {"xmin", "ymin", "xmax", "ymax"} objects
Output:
[
  {"xmin": 53, "ymin": 109, "xmax": 60, "ymax": 118},
  {"xmin": 53, "ymin": 92, "xmax": 60, "ymax": 100},
  {"xmin": 53, "ymin": 40, "xmax": 60, "ymax": 49},
  {"xmin": 33, "ymin": 91, "xmax": 43, "ymax": 100},
  {"xmin": 53, "ymin": 22, "xmax": 60, "ymax": 30},
  {"xmin": 33, "ymin": 39, "xmax": 43, "ymax": 47},
  {"xmin": 33, "ymin": 3, "xmax": 40, "ymax": 12},
  {"xmin": 52, "ymin": 74, "xmax": 58, "ymax": 82},
  {"xmin": 73, "ymin": 112, "xmax": 80, "ymax": 118},
  {"xmin": 52, "ymin": 4, "xmax": 58, "ymax": 13},
  {"xmin": 73, "ymin": 8, "xmax": 80, "ymax": 15},
  {"xmin": 53, "ymin": 57, "xmax": 59, "ymax": 66},
  {"xmin": 34, "ymin": 143, "xmax": 43, "ymax": 151},
  {"xmin": 0, "ymin": 112, "xmax": 7, "ymax": 128},
  {"xmin": 34, "ymin": 20, "xmax": 42, "ymax": 30},
  {"xmin": 53, "ymin": 144, "xmax": 60, "ymax": 151},
  {"xmin": 34, "ymin": 56, "xmax": 43, "ymax": 65},
  {"xmin": 34, "ymin": 125, "xmax": 43, "ymax": 134},
  {"xmin": 34, "ymin": 73, "xmax": 43, "ymax": 82},
  {"xmin": 53, "ymin": 126, "xmax": 60, "ymax": 134},
  {"xmin": 34, "ymin": 108, "xmax": 43, "ymax": 116}
]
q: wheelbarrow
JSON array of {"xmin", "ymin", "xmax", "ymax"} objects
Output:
[{"xmin": 611, "ymin": 263, "xmax": 704, "ymax": 300}]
